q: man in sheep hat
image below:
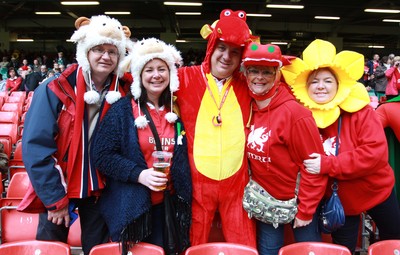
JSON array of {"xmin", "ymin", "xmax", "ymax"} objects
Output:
[{"xmin": 18, "ymin": 15, "xmax": 131, "ymax": 255}]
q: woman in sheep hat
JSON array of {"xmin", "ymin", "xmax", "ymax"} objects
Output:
[{"xmin": 93, "ymin": 38, "xmax": 192, "ymax": 255}]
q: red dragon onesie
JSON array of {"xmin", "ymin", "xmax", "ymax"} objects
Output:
[{"xmin": 176, "ymin": 9, "xmax": 257, "ymax": 246}]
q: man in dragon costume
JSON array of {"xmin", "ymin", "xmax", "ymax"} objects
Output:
[{"xmin": 176, "ymin": 9, "xmax": 257, "ymax": 246}]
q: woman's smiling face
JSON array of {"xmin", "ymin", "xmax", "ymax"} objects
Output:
[{"xmin": 307, "ymin": 68, "xmax": 338, "ymax": 104}]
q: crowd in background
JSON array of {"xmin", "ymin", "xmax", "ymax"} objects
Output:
[
  {"xmin": 1, "ymin": 47, "xmax": 399, "ymax": 102},
  {"xmin": 360, "ymin": 53, "xmax": 400, "ymax": 104}
]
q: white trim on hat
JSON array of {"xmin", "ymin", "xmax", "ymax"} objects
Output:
[{"xmin": 120, "ymin": 38, "xmax": 181, "ymax": 128}]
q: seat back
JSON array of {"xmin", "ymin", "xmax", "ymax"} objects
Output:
[
  {"xmin": 0, "ymin": 123, "xmax": 18, "ymax": 144},
  {"xmin": 0, "ymin": 240, "xmax": 71, "ymax": 255},
  {"xmin": 368, "ymin": 240, "xmax": 400, "ymax": 255},
  {"xmin": 278, "ymin": 242, "xmax": 351, "ymax": 255},
  {"xmin": 6, "ymin": 96, "xmax": 25, "ymax": 104},
  {"xmin": 185, "ymin": 242, "xmax": 259, "ymax": 255},
  {"xmin": 6, "ymin": 172, "xmax": 29, "ymax": 198},
  {"xmin": 0, "ymin": 111, "xmax": 18, "ymax": 124},
  {"xmin": 67, "ymin": 211, "xmax": 82, "ymax": 248},
  {"xmin": 0, "ymin": 205, "xmax": 39, "ymax": 243},
  {"xmin": 89, "ymin": 242, "xmax": 165, "ymax": 255},
  {"xmin": 1, "ymin": 102, "xmax": 23, "ymax": 117},
  {"xmin": 10, "ymin": 91, "xmax": 26, "ymax": 102}
]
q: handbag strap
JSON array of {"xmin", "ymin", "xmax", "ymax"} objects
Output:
[
  {"xmin": 141, "ymin": 103, "xmax": 162, "ymax": 151},
  {"xmin": 332, "ymin": 116, "xmax": 342, "ymax": 190}
]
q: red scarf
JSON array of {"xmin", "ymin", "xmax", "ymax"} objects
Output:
[{"xmin": 67, "ymin": 68, "xmax": 122, "ymax": 197}]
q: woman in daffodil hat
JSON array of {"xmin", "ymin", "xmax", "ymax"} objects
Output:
[{"xmin": 282, "ymin": 39, "xmax": 400, "ymax": 253}]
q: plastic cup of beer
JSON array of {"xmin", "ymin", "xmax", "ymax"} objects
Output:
[{"xmin": 152, "ymin": 151, "xmax": 172, "ymax": 190}]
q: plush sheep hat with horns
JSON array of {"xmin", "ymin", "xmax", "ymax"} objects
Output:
[
  {"xmin": 119, "ymin": 37, "xmax": 182, "ymax": 129},
  {"xmin": 70, "ymin": 15, "xmax": 131, "ymax": 104}
]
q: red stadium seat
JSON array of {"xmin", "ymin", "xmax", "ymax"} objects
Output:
[
  {"xmin": 278, "ymin": 242, "xmax": 351, "ymax": 255},
  {"xmin": 0, "ymin": 123, "xmax": 18, "ymax": 145},
  {"xmin": 0, "ymin": 240, "xmax": 71, "ymax": 255},
  {"xmin": 6, "ymin": 172, "xmax": 29, "ymax": 198},
  {"xmin": 5, "ymin": 96, "xmax": 24, "ymax": 104},
  {"xmin": 10, "ymin": 91, "xmax": 26, "ymax": 102},
  {"xmin": 0, "ymin": 111, "xmax": 18, "ymax": 124},
  {"xmin": 8, "ymin": 141, "xmax": 25, "ymax": 181},
  {"xmin": 368, "ymin": 240, "xmax": 400, "ymax": 255},
  {"xmin": 0, "ymin": 201, "xmax": 39, "ymax": 243},
  {"xmin": 67, "ymin": 211, "xmax": 82, "ymax": 248},
  {"xmin": 1, "ymin": 102, "xmax": 23, "ymax": 118},
  {"xmin": 185, "ymin": 242, "xmax": 259, "ymax": 255},
  {"xmin": 0, "ymin": 92, "xmax": 8, "ymax": 98},
  {"xmin": 89, "ymin": 242, "xmax": 165, "ymax": 255}
]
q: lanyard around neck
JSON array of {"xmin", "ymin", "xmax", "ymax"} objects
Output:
[{"xmin": 203, "ymin": 72, "xmax": 232, "ymax": 126}]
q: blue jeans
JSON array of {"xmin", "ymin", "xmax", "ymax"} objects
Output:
[{"xmin": 257, "ymin": 213, "xmax": 321, "ymax": 255}]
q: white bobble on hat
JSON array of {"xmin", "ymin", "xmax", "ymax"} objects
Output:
[
  {"xmin": 165, "ymin": 111, "xmax": 178, "ymax": 123},
  {"xmin": 105, "ymin": 90, "xmax": 121, "ymax": 104},
  {"xmin": 135, "ymin": 115, "xmax": 149, "ymax": 129},
  {"xmin": 84, "ymin": 90, "xmax": 100, "ymax": 104},
  {"xmin": 105, "ymin": 77, "xmax": 122, "ymax": 104},
  {"xmin": 134, "ymin": 102, "xmax": 149, "ymax": 129}
]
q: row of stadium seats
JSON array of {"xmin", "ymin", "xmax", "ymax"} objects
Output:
[{"xmin": 0, "ymin": 239, "xmax": 399, "ymax": 255}]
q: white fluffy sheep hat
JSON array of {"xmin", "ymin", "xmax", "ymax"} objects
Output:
[
  {"xmin": 70, "ymin": 15, "xmax": 131, "ymax": 104},
  {"xmin": 120, "ymin": 37, "xmax": 182, "ymax": 128}
]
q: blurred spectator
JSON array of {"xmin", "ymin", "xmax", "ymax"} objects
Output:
[
  {"xmin": 18, "ymin": 65, "xmax": 31, "ymax": 79},
  {"xmin": 5, "ymin": 67, "xmax": 22, "ymax": 93},
  {"xmin": 9, "ymin": 57, "xmax": 19, "ymax": 70},
  {"xmin": 0, "ymin": 56, "xmax": 9, "ymax": 69},
  {"xmin": 39, "ymin": 65, "xmax": 48, "ymax": 80},
  {"xmin": 53, "ymin": 67, "xmax": 61, "ymax": 77},
  {"xmin": 374, "ymin": 56, "xmax": 390, "ymax": 102},
  {"xmin": 0, "ymin": 73, "xmax": 6, "ymax": 92},
  {"xmin": 55, "ymin": 51, "xmax": 69, "ymax": 66},
  {"xmin": 32, "ymin": 58, "xmax": 41, "ymax": 72},
  {"xmin": 21, "ymin": 58, "xmax": 30, "ymax": 69},
  {"xmin": 385, "ymin": 56, "xmax": 400, "ymax": 100},
  {"xmin": 22, "ymin": 67, "xmax": 46, "ymax": 92},
  {"xmin": 41, "ymin": 54, "xmax": 52, "ymax": 68},
  {"xmin": 59, "ymin": 64, "xmax": 66, "ymax": 73}
]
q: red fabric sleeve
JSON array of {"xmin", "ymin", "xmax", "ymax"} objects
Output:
[{"xmin": 289, "ymin": 117, "xmax": 328, "ymax": 220}]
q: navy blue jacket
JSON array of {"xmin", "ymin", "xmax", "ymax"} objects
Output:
[{"xmin": 92, "ymin": 96, "xmax": 192, "ymax": 241}]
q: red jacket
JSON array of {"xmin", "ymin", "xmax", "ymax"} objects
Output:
[
  {"xmin": 320, "ymin": 106, "xmax": 394, "ymax": 215},
  {"xmin": 6, "ymin": 76, "xmax": 22, "ymax": 92},
  {"xmin": 247, "ymin": 83, "xmax": 327, "ymax": 221},
  {"xmin": 385, "ymin": 66, "xmax": 400, "ymax": 96}
]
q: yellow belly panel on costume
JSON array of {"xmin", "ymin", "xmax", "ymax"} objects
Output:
[{"xmin": 193, "ymin": 79, "xmax": 245, "ymax": 181}]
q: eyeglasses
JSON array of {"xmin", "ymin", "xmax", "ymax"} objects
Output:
[
  {"xmin": 90, "ymin": 47, "xmax": 118, "ymax": 58},
  {"xmin": 247, "ymin": 68, "xmax": 276, "ymax": 78}
]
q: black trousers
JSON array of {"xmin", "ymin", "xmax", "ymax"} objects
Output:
[
  {"xmin": 332, "ymin": 190, "xmax": 400, "ymax": 254},
  {"xmin": 36, "ymin": 196, "xmax": 109, "ymax": 255}
]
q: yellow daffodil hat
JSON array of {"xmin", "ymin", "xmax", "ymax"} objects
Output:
[{"xmin": 281, "ymin": 39, "xmax": 370, "ymax": 128}]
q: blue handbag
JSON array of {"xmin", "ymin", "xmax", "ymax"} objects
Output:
[
  {"xmin": 319, "ymin": 116, "xmax": 345, "ymax": 233},
  {"xmin": 319, "ymin": 180, "xmax": 345, "ymax": 233}
]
